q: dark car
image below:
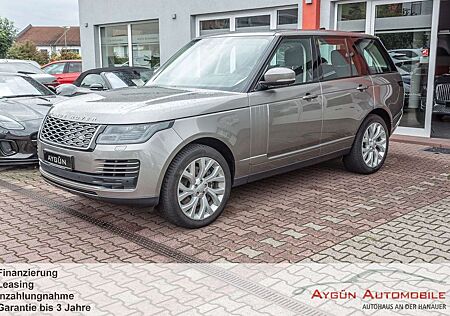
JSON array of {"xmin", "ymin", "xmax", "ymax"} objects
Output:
[
  {"xmin": 433, "ymin": 74, "xmax": 450, "ymax": 118},
  {"xmin": 0, "ymin": 73, "xmax": 64, "ymax": 165},
  {"xmin": 56, "ymin": 66, "xmax": 154, "ymax": 96}
]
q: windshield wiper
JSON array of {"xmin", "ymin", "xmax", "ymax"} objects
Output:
[
  {"xmin": 17, "ymin": 71, "xmax": 37, "ymax": 75},
  {"xmin": 3, "ymin": 94, "xmax": 44, "ymax": 98}
]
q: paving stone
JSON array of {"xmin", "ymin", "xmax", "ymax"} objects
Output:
[
  {"xmin": 282, "ymin": 230, "xmax": 306, "ymax": 239},
  {"xmin": 260, "ymin": 238, "xmax": 285, "ymax": 248},
  {"xmin": 321, "ymin": 215, "xmax": 344, "ymax": 224},
  {"xmin": 236, "ymin": 247, "xmax": 263, "ymax": 259},
  {"xmin": 303, "ymin": 222, "xmax": 326, "ymax": 231},
  {"xmin": 0, "ymin": 142, "xmax": 449, "ymax": 264}
]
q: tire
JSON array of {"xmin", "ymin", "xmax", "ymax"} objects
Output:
[
  {"xmin": 343, "ymin": 114, "xmax": 389, "ymax": 174},
  {"xmin": 159, "ymin": 144, "xmax": 232, "ymax": 228}
]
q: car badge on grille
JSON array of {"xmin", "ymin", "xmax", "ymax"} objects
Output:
[
  {"xmin": 78, "ymin": 135, "xmax": 86, "ymax": 141},
  {"xmin": 50, "ymin": 113, "xmax": 98, "ymax": 123}
]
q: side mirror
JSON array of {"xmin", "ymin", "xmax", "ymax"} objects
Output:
[
  {"xmin": 89, "ymin": 83, "xmax": 105, "ymax": 91},
  {"xmin": 56, "ymin": 84, "xmax": 78, "ymax": 96},
  {"xmin": 260, "ymin": 67, "xmax": 296, "ymax": 88}
]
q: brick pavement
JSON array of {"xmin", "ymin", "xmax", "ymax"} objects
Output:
[{"xmin": 0, "ymin": 142, "xmax": 449, "ymax": 263}]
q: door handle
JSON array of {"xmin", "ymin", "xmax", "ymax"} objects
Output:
[
  {"xmin": 302, "ymin": 94, "xmax": 318, "ymax": 101},
  {"xmin": 356, "ymin": 85, "xmax": 369, "ymax": 92}
]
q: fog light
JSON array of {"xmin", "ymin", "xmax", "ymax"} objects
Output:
[{"xmin": 0, "ymin": 140, "xmax": 17, "ymax": 156}]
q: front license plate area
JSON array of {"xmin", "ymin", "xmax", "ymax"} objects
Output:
[{"xmin": 44, "ymin": 151, "xmax": 73, "ymax": 170}]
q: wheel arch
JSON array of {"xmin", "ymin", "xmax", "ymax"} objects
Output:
[
  {"xmin": 156, "ymin": 135, "xmax": 237, "ymax": 197},
  {"xmin": 366, "ymin": 107, "xmax": 392, "ymax": 136}
]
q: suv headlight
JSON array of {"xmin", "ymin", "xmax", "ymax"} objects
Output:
[
  {"xmin": 96, "ymin": 121, "xmax": 173, "ymax": 145},
  {"xmin": 0, "ymin": 115, "xmax": 25, "ymax": 130}
]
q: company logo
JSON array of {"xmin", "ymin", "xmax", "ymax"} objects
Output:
[{"xmin": 51, "ymin": 113, "xmax": 98, "ymax": 123}]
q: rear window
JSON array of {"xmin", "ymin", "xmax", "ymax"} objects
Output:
[
  {"xmin": 68, "ymin": 62, "xmax": 82, "ymax": 73},
  {"xmin": 317, "ymin": 36, "xmax": 360, "ymax": 80},
  {"xmin": 354, "ymin": 38, "xmax": 395, "ymax": 74}
]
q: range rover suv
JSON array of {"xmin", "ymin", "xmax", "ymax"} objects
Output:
[{"xmin": 38, "ymin": 31, "xmax": 403, "ymax": 228}]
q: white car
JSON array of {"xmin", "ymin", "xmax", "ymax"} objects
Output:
[
  {"xmin": 388, "ymin": 49, "xmax": 425, "ymax": 64},
  {"xmin": 0, "ymin": 59, "xmax": 57, "ymax": 86}
]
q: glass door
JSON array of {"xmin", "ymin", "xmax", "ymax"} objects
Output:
[
  {"xmin": 371, "ymin": 0, "xmax": 433, "ymax": 131},
  {"xmin": 335, "ymin": 0, "xmax": 440, "ymax": 137}
]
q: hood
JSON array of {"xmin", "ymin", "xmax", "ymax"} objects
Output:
[
  {"xmin": 48, "ymin": 86, "xmax": 248, "ymax": 124},
  {"xmin": 0, "ymin": 95, "xmax": 62, "ymax": 123}
]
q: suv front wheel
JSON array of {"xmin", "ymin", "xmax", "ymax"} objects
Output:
[
  {"xmin": 343, "ymin": 114, "xmax": 389, "ymax": 174},
  {"xmin": 159, "ymin": 144, "xmax": 232, "ymax": 228}
]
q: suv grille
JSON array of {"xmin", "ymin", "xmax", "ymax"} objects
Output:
[
  {"xmin": 435, "ymin": 83, "xmax": 450, "ymax": 102},
  {"xmin": 40, "ymin": 116, "xmax": 100, "ymax": 150}
]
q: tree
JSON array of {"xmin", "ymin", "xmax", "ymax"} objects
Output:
[
  {"xmin": 50, "ymin": 48, "xmax": 81, "ymax": 62},
  {"xmin": 7, "ymin": 40, "xmax": 49, "ymax": 65},
  {"xmin": 0, "ymin": 17, "xmax": 17, "ymax": 58}
]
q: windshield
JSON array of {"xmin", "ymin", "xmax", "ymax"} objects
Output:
[
  {"xmin": 0, "ymin": 75, "xmax": 52, "ymax": 98},
  {"xmin": 148, "ymin": 36, "xmax": 273, "ymax": 92},
  {"xmin": 0, "ymin": 62, "xmax": 44, "ymax": 74}
]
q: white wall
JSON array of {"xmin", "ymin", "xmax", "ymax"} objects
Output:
[{"xmin": 78, "ymin": 0, "xmax": 302, "ymax": 70}]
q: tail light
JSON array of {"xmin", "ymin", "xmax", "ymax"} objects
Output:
[{"xmin": 422, "ymin": 49, "xmax": 429, "ymax": 57}]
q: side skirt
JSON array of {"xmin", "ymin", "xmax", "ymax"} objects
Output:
[{"xmin": 233, "ymin": 149, "xmax": 350, "ymax": 187}]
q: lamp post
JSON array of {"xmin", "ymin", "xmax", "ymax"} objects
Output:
[{"xmin": 63, "ymin": 26, "xmax": 70, "ymax": 49}]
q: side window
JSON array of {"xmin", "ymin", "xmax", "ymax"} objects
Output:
[
  {"xmin": 268, "ymin": 37, "xmax": 316, "ymax": 84},
  {"xmin": 68, "ymin": 62, "xmax": 82, "ymax": 73},
  {"xmin": 354, "ymin": 38, "xmax": 395, "ymax": 74},
  {"xmin": 317, "ymin": 37, "xmax": 354, "ymax": 80},
  {"xmin": 80, "ymin": 74, "xmax": 106, "ymax": 88},
  {"xmin": 43, "ymin": 63, "xmax": 65, "ymax": 75}
]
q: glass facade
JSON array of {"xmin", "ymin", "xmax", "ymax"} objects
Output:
[
  {"xmin": 100, "ymin": 21, "xmax": 160, "ymax": 69},
  {"xmin": 374, "ymin": 0, "xmax": 433, "ymax": 128},
  {"xmin": 196, "ymin": 6, "xmax": 299, "ymax": 37},
  {"xmin": 277, "ymin": 8, "xmax": 299, "ymax": 29},
  {"xmin": 337, "ymin": 2, "xmax": 367, "ymax": 32},
  {"xmin": 335, "ymin": 0, "xmax": 440, "ymax": 136},
  {"xmin": 131, "ymin": 22, "xmax": 160, "ymax": 68},
  {"xmin": 236, "ymin": 15, "xmax": 271, "ymax": 32},
  {"xmin": 200, "ymin": 19, "xmax": 230, "ymax": 36},
  {"xmin": 100, "ymin": 25, "xmax": 129, "ymax": 67},
  {"xmin": 431, "ymin": 0, "xmax": 450, "ymax": 139}
]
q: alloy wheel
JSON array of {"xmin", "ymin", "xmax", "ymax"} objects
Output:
[
  {"xmin": 361, "ymin": 122, "xmax": 387, "ymax": 168},
  {"xmin": 177, "ymin": 157, "xmax": 226, "ymax": 220}
]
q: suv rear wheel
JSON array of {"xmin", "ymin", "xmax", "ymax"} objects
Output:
[
  {"xmin": 159, "ymin": 144, "xmax": 231, "ymax": 228},
  {"xmin": 343, "ymin": 114, "xmax": 389, "ymax": 174}
]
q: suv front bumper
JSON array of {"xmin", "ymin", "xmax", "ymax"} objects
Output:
[{"xmin": 38, "ymin": 128, "xmax": 183, "ymax": 205}]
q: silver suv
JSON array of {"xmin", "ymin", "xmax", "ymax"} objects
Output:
[{"xmin": 38, "ymin": 31, "xmax": 403, "ymax": 228}]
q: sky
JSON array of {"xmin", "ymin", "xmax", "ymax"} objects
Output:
[{"xmin": 0, "ymin": 0, "xmax": 79, "ymax": 32}]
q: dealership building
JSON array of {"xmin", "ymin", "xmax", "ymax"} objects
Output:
[{"xmin": 78, "ymin": 0, "xmax": 449, "ymax": 139}]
